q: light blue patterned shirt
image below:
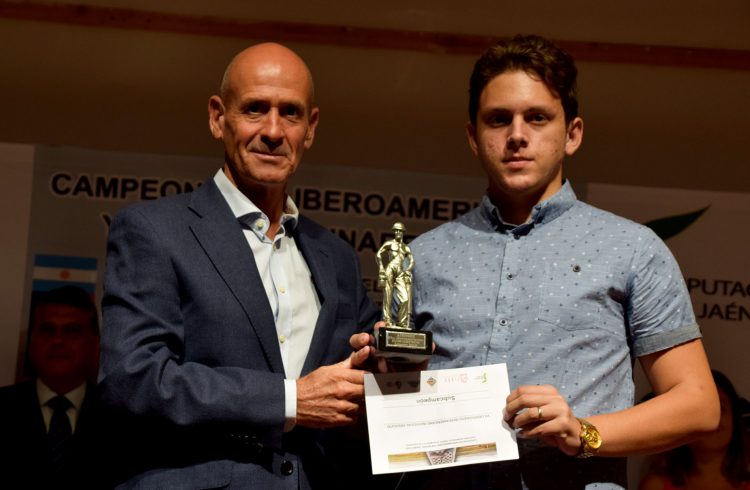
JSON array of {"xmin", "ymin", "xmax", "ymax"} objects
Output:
[{"xmin": 408, "ymin": 181, "xmax": 700, "ymax": 489}]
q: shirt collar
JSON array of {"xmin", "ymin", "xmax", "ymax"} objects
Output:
[
  {"xmin": 36, "ymin": 379, "xmax": 87, "ymax": 411},
  {"xmin": 481, "ymin": 180, "xmax": 578, "ymax": 233},
  {"xmin": 213, "ymin": 169, "xmax": 299, "ymax": 237}
]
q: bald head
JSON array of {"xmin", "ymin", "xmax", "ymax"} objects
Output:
[
  {"xmin": 219, "ymin": 43, "xmax": 315, "ymax": 107},
  {"xmin": 207, "ymin": 42, "xmax": 320, "ymax": 202}
]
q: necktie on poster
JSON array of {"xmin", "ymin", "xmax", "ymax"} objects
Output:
[{"xmin": 48, "ymin": 395, "xmax": 73, "ymax": 473}]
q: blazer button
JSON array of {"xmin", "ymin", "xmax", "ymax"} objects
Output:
[{"xmin": 280, "ymin": 459, "xmax": 294, "ymax": 476}]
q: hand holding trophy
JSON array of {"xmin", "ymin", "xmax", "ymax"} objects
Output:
[{"xmin": 374, "ymin": 222, "xmax": 432, "ymax": 363}]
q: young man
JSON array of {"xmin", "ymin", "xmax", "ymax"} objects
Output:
[
  {"xmin": 399, "ymin": 35, "xmax": 718, "ymax": 489},
  {"xmin": 99, "ymin": 43, "xmax": 380, "ymax": 488}
]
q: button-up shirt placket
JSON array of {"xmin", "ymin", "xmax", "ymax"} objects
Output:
[{"xmin": 487, "ymin": 226, "xmax": 513, "ymax": 367}]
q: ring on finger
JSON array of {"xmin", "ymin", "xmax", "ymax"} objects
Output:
[{"xmin": 537, "ymin": 407, "xmax": 543, "ymax": 419}]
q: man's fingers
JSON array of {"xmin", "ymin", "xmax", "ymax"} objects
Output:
[
  {"xmin": 325, "ymin": 361, "xmax": 367, "ymax": 385},
  {"xmin": 349, "ymin": 332, "xmax": 371, "ymax": 350},
  {"xmin": 505, "ymin": 385, "xmax": 561, "ymax": 420},
  {"xmin": 349, "ymin": 345, "xmax": 371, "ymax": 369}
]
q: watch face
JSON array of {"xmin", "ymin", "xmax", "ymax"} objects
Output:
[
  {"xmin": 583, "ymin": 429, "xmax": 602, "ymax": 449},
  {"xmin": 576, "ymin": 419, "xmax": 602, "ymax": 458}
]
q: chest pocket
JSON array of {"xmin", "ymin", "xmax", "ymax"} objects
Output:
[{"xmin": 537, "ymin": 260, "xmax": 625, "ymax": 335}]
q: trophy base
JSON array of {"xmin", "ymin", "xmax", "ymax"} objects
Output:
[{"xmin": 375, "ymin": 327, "xmax": 432, "ymax": 364}]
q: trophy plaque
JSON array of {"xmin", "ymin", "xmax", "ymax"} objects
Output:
[{"xmin": 375, "ymin": 222, "xmax": 432, "ymax": 363}]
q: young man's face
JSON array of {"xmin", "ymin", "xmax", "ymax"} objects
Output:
[{"xmin": 467, "ymin": 70, "xmax": 583, "ymax": 208}]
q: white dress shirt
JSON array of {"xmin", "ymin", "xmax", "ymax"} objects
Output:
[
  {"xmin": 37, "ymin": 380, "xmax": 86, "ymax": 433},
  {"xmin": 214, "ymin": 169, "xmax": 321, "ymax": 431}
]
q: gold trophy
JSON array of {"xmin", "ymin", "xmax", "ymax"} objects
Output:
[{"xmin": 375, "ymin": 222, "xmax": 432, "ymax": 363}]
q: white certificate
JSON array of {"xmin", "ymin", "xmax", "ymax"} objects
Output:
[{"xmin": 364, "ymin": 363, "xmax": 518, "ymax": 474}]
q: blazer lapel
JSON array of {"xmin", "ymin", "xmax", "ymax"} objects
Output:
[
  {"xmin": 22, "ymin": 381, "xmax": 48, "ymax": 443},
  {"xmin": 295, "ymin": 220, "xmax": 340, "ymax": 376},
  {"xmin": 188, "ymin": 180, "xmax": 285, "ymax": 374}
]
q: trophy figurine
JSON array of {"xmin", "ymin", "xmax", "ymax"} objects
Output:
[{"xmin": 375, "ymin": 222, "xmax": 432, "ymax": 363}]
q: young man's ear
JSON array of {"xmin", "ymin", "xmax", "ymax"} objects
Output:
[
  {"xmin": 466, "ymin": 121, "xmax": 479, "ymax": 157},
  {"xmin": 564, "ymin": 117, "xmax": 584, "ymax": 157},
  {"xmin": 208, "ymin": 95, "xmax": 226, "ymax": 140}
]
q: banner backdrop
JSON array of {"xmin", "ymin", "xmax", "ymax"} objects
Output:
[
  {"xmin": 8, "ymin": 148, "xmax": 747, "ymax": 490},
  {"xmin": 12, "ymin": 144, "xmax": 485, "ymax": 378},
  {"xmin": 12, "ymin": 146, "xmax": 748, "ymax": 405},
  {"xmin": 587, "ymin": 183, "xmax": 750, "ymax": 400}
]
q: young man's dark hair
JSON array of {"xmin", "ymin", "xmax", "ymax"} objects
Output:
[{"xmin": 468, "ymin": 34, "xmax": 579, "ymax": 124}]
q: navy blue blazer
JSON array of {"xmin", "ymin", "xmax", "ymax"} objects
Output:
[{"xmin": 99, "ymin": 178, "xmax": 380, "ymax": 489}]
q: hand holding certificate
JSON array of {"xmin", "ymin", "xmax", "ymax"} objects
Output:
[{"xmin": 363, "ymin": 364, "xmax": 519, "ymax": 474}]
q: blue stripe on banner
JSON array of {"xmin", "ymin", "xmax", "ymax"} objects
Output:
[
  {"xmin": 34, "ymin": 255, "xmax": 97, "ymax": 270},
  {"xmin": 32, "ymin": 280, "xmax": 96, "ymax": 294}
]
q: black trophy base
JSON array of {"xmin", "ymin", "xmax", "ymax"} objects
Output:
[{"xmin": 375, "ymin": 327, "xmax": 432, "ymax": 364}]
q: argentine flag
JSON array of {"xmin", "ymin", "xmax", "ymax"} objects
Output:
[{"xmin": 32, "ymin": 255, "xmax": 97, "ymax": 294}]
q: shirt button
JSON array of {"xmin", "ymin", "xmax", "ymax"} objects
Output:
[
  {"xmin": 255, "ymin": 219, "xmax": 265, "ymax": 230},
  {"xmin": 279, "ymin": 286, "xmax": 286, "ymax": 294},
  {"xmin": 280, "ymin": 459, "xmax": 294, "ymax": 476},
  {"xmin": 279, "ymin": 335, "xmax": 286, "ymax": 343}
]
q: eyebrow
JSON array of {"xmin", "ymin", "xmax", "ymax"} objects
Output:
[{"xmin": 482, "ymin": 104, "xmax": 557, "ymax": 114}]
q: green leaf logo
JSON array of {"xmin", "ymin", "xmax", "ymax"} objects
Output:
[{"xmin": 643, "ymin": 206, "xmax": 710, "ymax": 240}]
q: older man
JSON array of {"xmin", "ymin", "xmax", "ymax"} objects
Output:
[{"xmin": 99, "ymin": 43, "xmax": 380, "ymax": 489}]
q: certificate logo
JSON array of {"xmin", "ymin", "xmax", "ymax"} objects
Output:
[{"xmin": 444, "ymin": 374, "xmax": 469, "ymax": 384}]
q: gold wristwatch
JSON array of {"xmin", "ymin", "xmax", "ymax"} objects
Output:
[{"xmin": 575, "ymin": 418, "xmax": 602, "ymax": 458}]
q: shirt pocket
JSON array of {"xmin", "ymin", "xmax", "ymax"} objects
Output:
[{"xmin": 537, "ymin": 260, "xmax": 625, "ymax": 335}]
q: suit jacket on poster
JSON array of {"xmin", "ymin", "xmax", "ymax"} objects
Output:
[
  {"xmin": 98, "ymin": 177, "xmax": 380, "ymax": 489},
  {"xmin": 0, "ymin": 380, "xmax": 104, "ymax": 489}
]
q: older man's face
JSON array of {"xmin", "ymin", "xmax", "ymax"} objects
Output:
[{"xmin": 209, "ymin": 45, "xmax": 319, "ymax": 192}]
